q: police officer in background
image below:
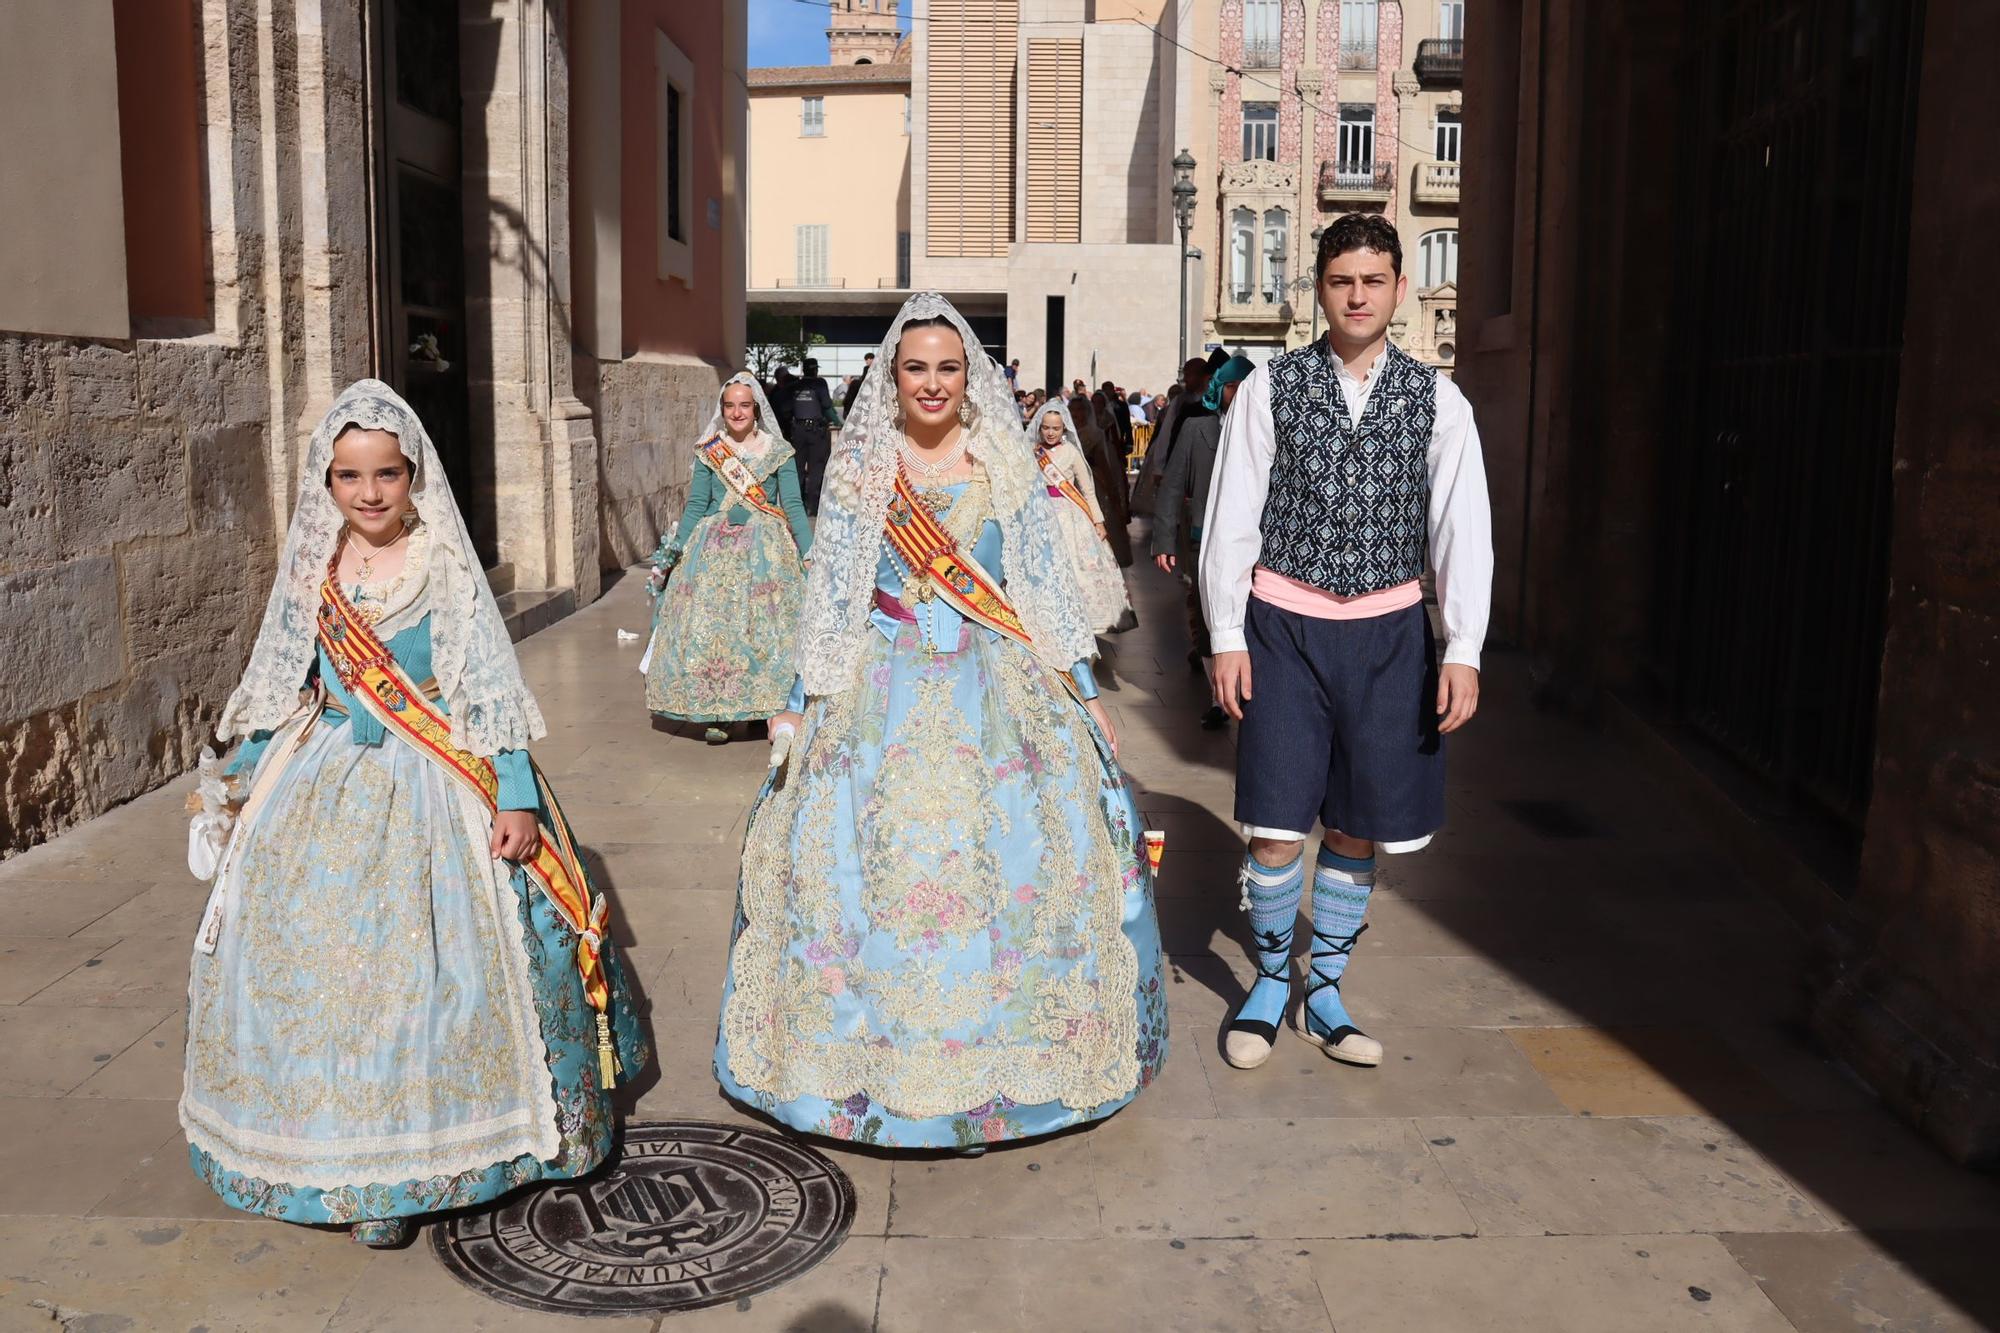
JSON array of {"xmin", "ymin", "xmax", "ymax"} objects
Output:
[
  {"xmin": 790, "ymin": 358, "xmax": 836, "ymax": 514},
  {"xmin": 770, "ymin": 366, "xmax": 798, "ymax": 441},
  {"xmin": 842, "ymin": 351, "xmax": 874, "ymax": 418}
]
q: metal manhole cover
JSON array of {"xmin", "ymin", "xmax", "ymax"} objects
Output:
[{"xmin": 430, "ymin": 1120, "xmax": 856, "ymax": 1318}]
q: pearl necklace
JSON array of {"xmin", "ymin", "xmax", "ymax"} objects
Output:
[{"xmin": 898, "ymin": 431, "xmax": 968, "ymax": 482}]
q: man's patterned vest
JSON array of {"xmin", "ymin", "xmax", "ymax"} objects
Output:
[{"xmin": 1257, "ymin": 340, "xmax": 1438, "ymax": 595}]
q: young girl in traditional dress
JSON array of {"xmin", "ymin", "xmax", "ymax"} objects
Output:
[
  {"xmin": 183, "ymin": 381, "xmax": 648, "ymax": 1247},
  {"xmin": 1027, "ymin": 398, "xmax": 1135, "ymax": 635},
  {"xmin": 645, "ymin": 374, "xmax": 813, "ymax": 743},
  {"xmin": 714, "ymin": 294, "xmax": 1167, "ymax": 1150}
]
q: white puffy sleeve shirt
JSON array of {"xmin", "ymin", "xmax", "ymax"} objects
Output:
[{"xmin": 1197, "ymin": 361, "xmax": 1494, "ymax": 670}]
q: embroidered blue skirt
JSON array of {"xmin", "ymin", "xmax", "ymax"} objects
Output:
[
  {"xmin": 716, "ymin": 620, "xmax": 1167, "ymax": 1149},
  {"xmin": 182, "ymin": 719, "xmax": 649, "ymax": 1224}
]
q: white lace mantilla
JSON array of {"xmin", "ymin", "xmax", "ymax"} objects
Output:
[
  {"xmin": 703, "ymin": 371, "xmax": 784, "ymax": 464},
  {"xmin": 218, "ymin": 380, "xmax": 545, "ymax": 757},
  {"xmin": 795, "ymin": 293, "xmax": 1095, "ymax": 695}
]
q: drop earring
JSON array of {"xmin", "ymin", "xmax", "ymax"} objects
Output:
[{"xmin": 957, "ymin": 398, "xmax": 973, "ymax": 426}]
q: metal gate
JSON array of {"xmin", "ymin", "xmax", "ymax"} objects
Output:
[{"xmin": 1656, "ymin": 0, "xmax": 1925, "ymax": 852}]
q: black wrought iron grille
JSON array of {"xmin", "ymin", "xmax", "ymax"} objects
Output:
[{"xmin": 1655, "ymin": 0, "xmax": 1925, "ymax": 850}]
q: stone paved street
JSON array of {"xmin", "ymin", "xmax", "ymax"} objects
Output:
[{"xmin": 2, "ymin": 564, "xmax": 1998, "ymax": 1332}]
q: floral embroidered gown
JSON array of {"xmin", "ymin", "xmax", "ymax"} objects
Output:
[
  {"xmin": 715, "ymin": 469, "xmax": 1167, "ymax": 1148},
  {"xmin": 1039, "ymin": 436, "xmax": 1133, "ymax": 634},
  {"xmin": 646, "ymin": 433, "xmax": 813, "ymax": 723},
  {"xmin": 182, "ymin": 528, "xmax": 649, "ymax": 1226}
]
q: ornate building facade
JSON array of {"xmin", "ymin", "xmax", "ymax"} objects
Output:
[
  {"xmin": 0, "ymin": 0, "xmax": 747, "ymax": 855},
  {"xmin": 1189, "ymin": 0, "xmax": 1463, "ymax": 370}
]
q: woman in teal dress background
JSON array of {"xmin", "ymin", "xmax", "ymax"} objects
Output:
[
  {"xmin": 185, "ymin": 381, "xmax": 647, "ymax": 1247},
  {"xmin": 646, "ymin": 373, "xmax": 813, "ymax": 743},
  {"xmin": 715, "ymin": 295, "xmax": 1167, "ymax": 1149}
]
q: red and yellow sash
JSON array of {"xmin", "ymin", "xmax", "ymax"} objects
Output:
[
  {"xmin": 1035, "ymin": 444, "xmax": 1096, "ymax": 519},
  {"xmin": 700, "ymin": 435, "xmax": 789, "ymax": 525},
  {"xmin": 315, "ymin": 576, "xmax": 622, "ymax": 1088},
  {"xmin": 883, "ymin": 474, "xmax": 1085, "ymax": 706},
  {"xmin": 884, "ymin": 473, "xmax": 1030, "ymax": 642}
]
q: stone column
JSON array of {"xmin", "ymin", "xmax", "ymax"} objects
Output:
[
  {"xmin": 461, "ymin": 0, "xmax": 599, "ymax": 600},
  {"xmin": 540, "ymin": 0, "xmax": 600, "ymax": 603},
  {"xmin": 291, "ymin": 0, "xmax": 375, "ymax": 462}
]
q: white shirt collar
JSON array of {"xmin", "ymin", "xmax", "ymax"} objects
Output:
[{"xmin": 1329, "ymin": 342, "xmax": 1389, "ymax": 386}]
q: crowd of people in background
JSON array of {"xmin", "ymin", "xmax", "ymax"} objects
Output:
[{"xmin": 752, "ymin": 351, "xmax": 1213, "ymax": 580}]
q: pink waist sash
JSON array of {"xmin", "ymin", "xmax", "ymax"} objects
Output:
[
  {"xmin": 874, "ymin": 588, "xmax": 918, "ymax": 623},
  {"xmin": 1250, "ymin": 567, "xmax": 1423, "ymax": 620}
]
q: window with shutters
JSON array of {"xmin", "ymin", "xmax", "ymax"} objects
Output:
[
  {"xmin": 925, "ymin": 0, "xmax": 1019, "ymax": 258},
  {"xmin": 1337, "ymin": 104, "xmax": 1376, "ymax": 180},
  {"xmin": 801, "ymin": 96, "xmax": 825, "ymax": 136},
  {"xmin": 1418, "ymin": 228, "xmax": 1458, "ymax": 287},
  {"xmin": 897, "ymin": 231, "xmax": 911, "ymax": 287},
  {"xmin": 1339, "ymin": 0, "xmax": 1378, "ymax": 69},
  {"xmin": 1242, "ymin": 0, "xmax": 1281, "ymax": 68},
  {"xmin": 1025, "ymin": 39, "xmax": 1082, "ymax": 244},
  {"xmin": 1438, "ymin": 0, "xmax": 1465, "ymax": 39},
  {"xmin": 1262, "ymin": 207, "xmax": 1290, "ymax": 303},
  {"xmin": 796, "ymin": 224, "xmax": 830, "ymax": 286},
  {"xmin": 1230, "ymin": 207, "xmax": 1257, "ymax": 302},
  {"xmin": 1242, "ymin": 102, "xmax": 1279, "ymax": 162},
  {"xmin": 1434, "ymin": 108, "xmax": 1461, "ymax": 162}
]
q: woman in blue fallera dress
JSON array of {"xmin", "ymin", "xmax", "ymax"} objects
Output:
[
  {"xmin": 715, "ymin": 295, "xmax": 1167, "ymax": 1148},
  {"xmin": 645, "ymin": 373, "xmax": 813, "ymax": 742},
  {"xmin": 183, "ymin": 381, "xmax": 647, "ymax": 1246}
]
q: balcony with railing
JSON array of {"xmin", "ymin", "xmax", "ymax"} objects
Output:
[
  {"xmin": 1337, "ymin": 41, "xmax": 1376, "ymax": 71},
  {"xmin": 1414, "ymin": 37, "xmax": 1463, "ymax": 84},
  {"xmin": 1318, "ymin": 159, "xmax": 1394, "ymax": 204},
  {"xmin": 1219, "ymin": 287, "xmax": 1292, "ymax": 326},
  {"xmin": 1413, "ymin": 160, "xmax": 1461, "ymax": 205},
  {"xmin": 1241, "ymin": 37, "xmax": 1281, "ymax": 68}
]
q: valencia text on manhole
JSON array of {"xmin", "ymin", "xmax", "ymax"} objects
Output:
[{"xmin": 430, "ymin": 1120, "xmax": 856, "ymax": 1317}]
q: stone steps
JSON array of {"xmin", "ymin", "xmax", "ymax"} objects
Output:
[
  {"xmin": 497, "ymin": 586, "xmax": 576, "ymax": 642},
  {"xmin": 487, "ymin": 563, "xmax": 577, "ymax": 641}
]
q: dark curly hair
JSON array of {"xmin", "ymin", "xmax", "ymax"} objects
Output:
[{"xmin": 1315, "ymin": 212, "xmax": 1402, "ymax": 279}]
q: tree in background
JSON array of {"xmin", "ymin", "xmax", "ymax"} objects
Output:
[{"xmin": 746, "ymin": 310, "xmax": 825, "ymax": 380}]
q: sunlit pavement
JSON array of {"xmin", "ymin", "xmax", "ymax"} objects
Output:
[{"xmin": 2, "ymin": 550, "xmax": 1997, "ymax": 1332}]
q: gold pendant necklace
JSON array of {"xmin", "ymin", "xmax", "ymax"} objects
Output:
[{"xmin": 349, "ymin": 527, "xmax": 404, "ymax": 583}]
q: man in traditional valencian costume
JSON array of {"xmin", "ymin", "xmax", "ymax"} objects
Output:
[{"xmin": 1200, "ymin": 215, "xmax": 1493, "ymax": 1072}]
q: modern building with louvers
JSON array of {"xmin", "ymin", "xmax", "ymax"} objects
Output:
[{"xmin": 910, "ymin": 0, "xmax": 1194, "ymax": 392}]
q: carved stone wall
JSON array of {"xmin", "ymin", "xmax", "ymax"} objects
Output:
[{"xmin": 0, "ymin": 0, "xmax": 371, "ymax": 854}]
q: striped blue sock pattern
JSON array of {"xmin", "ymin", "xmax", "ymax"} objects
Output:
[
  {"xmin": 1232, "ymin": 850, "xmax": 1305, "ymax": 1035},
  {"xmin": 1303, "ymin": 847, "xmax": 1375, "ymax": 1039}
]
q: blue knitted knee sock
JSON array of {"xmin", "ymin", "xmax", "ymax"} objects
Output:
[
  {"xmin": 1230, "ymin": 850, "xmax": 1305, "ymax": 1039},
  {"xmin": 1302, "ymin": 847, "xmax": 1375, "ymax": 1040}
]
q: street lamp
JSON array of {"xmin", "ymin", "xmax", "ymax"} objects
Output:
[{"xmin": 1172, "ymin": 149, "xmax": 1198, "ymax": 366}]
